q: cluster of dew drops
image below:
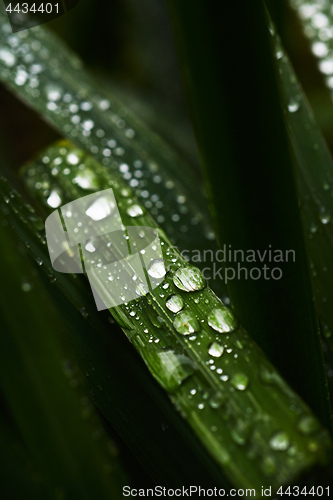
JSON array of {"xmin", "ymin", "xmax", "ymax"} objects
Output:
[
  {"xmin": 0, "ymin": 16, "xmax": 213, "ymax": 244},
  {"xmin": 130, "ymin": 261, "xmax": 323, "ymax": 453}
]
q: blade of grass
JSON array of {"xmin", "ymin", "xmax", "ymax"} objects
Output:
[
  {"xmin": 20, "ymin": 141, "xmax": 333, "ymax": 492},
  {"xmin": 0, "ymin": 207, "xmax": 127, "ymax": 499},
  {"xmin": 166, "ymin": 0, "xmax": 331, "ymax": 430},
  {"xmin": 268, "ymin": 17, "xmax": 333, "ymax": 391},
  {"xmin": 0, "ymin": 173, "xmax": 230, "ymax": 489}
]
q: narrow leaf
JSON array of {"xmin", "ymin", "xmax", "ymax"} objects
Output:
[{"xmin": 21, "ymin": 142, "xmax": 333, "ymax": 492}]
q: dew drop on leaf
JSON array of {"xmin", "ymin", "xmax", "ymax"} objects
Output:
[
  {"xmin": 86, "ymin": 196, "xmax": 114, "ymax": 221},
  {"xmin": 269, "ymin": 431, "xmax": 290, "ymax": 451},
  {"xmin": 173, "ymin": 310, "xmax": 199, "ymax": 335},
  {"xmin": 231, "ymin": 373, "xmax": 249, "ymax": 391},
  {"xmin": 173, "ymin": 265, "xmax": 206, "ymax": 292},
  {"xmin": 208, "ymin": 342, "xmax": 224, "ymax": 358},
  {"xmin": 127, "ymin": 204, "xmax": 144, "ymax": 217},
  {"xmin": 47, "ymin": 190, "xmax": 62, "ymax": 208},
  {"xmin": 288, "ymin": 98, "xmax": 300, "ymax": 113},
  {"xmin": 147, "ymin": 259, "xmax": 166, "ymax": 279},
  {"xmin": 297, "ymin": 415, "xmax": 320, "ymax": 435},
  {"xmin": 207, "ymin": 306, "xmax": 237, "ymax": 333}
]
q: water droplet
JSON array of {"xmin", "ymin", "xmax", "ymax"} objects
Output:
[
  {"xmin": 35, "ymin": 257, "xmax": 43, "ymax": 266},
  {"xmin": 269, "ymin": 431, "xmax": 290, "ymax": 451},
  {"xmin": 0, "ymin": 48, "xmax": 16, "ymax": 67},
  {"xmin": 288, "ymin": 98, "xmax": 300, "ymax": 113},
  {"xmin": 85, "ymin": 241, "xmax": 96, "ymax": 253},
  {"xmin": 231, "ymin": 420, "xmax": 251, "ymax": 446},
  {"xmin": 207, "ymin": 306, "xmax": 237, "ymax": 333},
  {"xmin": 208, "ymin": 342, "xmax": 224, "ymax": 358},
  {"xmin": 151, "ymin": 350, "xmax": 195, "ymax": 392},
  {"xmin": 73, "ymin": 169, "xmax": 98, "ymax": 190},
  {"xmin": 166, "ymin": 294, "xmax": 184, "ymax": 313},
  {"xmin": 83, "ymin": 119, "xmax": 94, "ymax": 130},
  {"xmin": 86, "ymin": 196, "xmax": 115, "ymax": 221},
  {"xmin": 80, "ymin": 307, "xmax": 88, "ymax": 318},
  {"xmin": 309, "ymin": 222, "xmax": 318, "ymax": 234},
  {"xmin": 47, "ymin": 190, "xmax": 62, "ymax": 208},
  {"xmin": 231, "ymin": 373, "xmax": 249, "ymax": 391},
  {"xmin": 67, "ymin": 153, "xmax": 80, "ymax": 165},
  {"xmin": 135, "ymin": 283, "xmax": 150, "ymax": 296},
  {"xmin": 127, "ymin": 204, "xmax": 144, "ymax": 218},
  {"xmin": 209, "ymin": 392, "xmax": 225, "ymax": 409},
  {"xmin": 147, "ymin": 259, "xmax": 166, "ymax": 279},
  {"xmin": 298, "ymin": 415, "xmax": 320, "ymax": 435},
  {"xmin": 173, "ymin": 310, "xmax": 199, "ymax": 335},
  {"xmin": 312, "ymin": 41, "xmax": 328, "ymax": 58},
  {"xmin": 173, "ymin": 265, "xmax": 206, "ymax": 292}
]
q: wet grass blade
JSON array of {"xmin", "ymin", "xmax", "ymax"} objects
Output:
[
  {"xmin": 0, "ymin": 203, "xmax": 127, "ymax": 499},
  {"xmin": 19, "ymin": 142, "xmax": 333, "ymax": 492},
  {"xmin": 167, "ymin": 0, "xmax": 331, "ymax": 430},
  {"xmin": 289, "ymin": 0, "xmax": 333, "ymax": 95},
  {"xmin": 0, "ymin": 6, "xmax": 228, "ymax": 302},
  {"xmin": 279, "ymin": 4, "xmax": 333, "ymax": 344},
  {"xmin": 0, "ymin": 174, "xmax": 229, "ymax": 489}
]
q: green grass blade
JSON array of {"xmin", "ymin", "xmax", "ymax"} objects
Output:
[
  {"xmin": 167, "ymin": 0, "xmax": 331, "ymax": 429},
  {"xmin": 0, "ymin": 6, "xmax": 228, "ymax": 302},
  {"xmin": 20, "ymin": 141, "xmax": 333, "ymax": 492},
  {"xmin": 289, "ymin": 0, "xmax": 333, "ymax": 95},
  {"xmin": 0, "ymin": 204, "xmax": 127, "ymax": 499},
  {"xmin": 0, "ymin": 174, "xmax": 229, "ymax": 489}
]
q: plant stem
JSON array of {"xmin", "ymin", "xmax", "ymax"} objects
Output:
[{"xmin": 167, "ymin": 0, "xmax": 332, "ymax": 430}]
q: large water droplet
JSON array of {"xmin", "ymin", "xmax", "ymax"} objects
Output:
[
  {"xmin": 208, "ymin": 306, "xmax": 237, "ymax": 333},
  {"xmin": 165, "ymin": 294, "xmax": 184, "ymax": 313},
  {"xmin": 208, "ymin": 342, "xmax": 224, "ymax": 358},
  {"xmin": 288, "ymin": 98, "xmax": 300, "ymax": 113},
  {"xmin": 269, "ymin": 431, "xmax": 290, "ymax": 451},
  {"xmin": 173, "ymin": 265, "xmax": 206, "ymax": 292},
  {"xmin": 0, "ymin": 48, "xmax": 16, "ymax": 67},
  {"xmin": 47, "ymin": 190, "xmax": 62, "ymax": 208},
  {"xmin": 297, "ymin": 415, "xmax": 320, "ymax": 435},
  {"xmin": 173, "ymin": 310, "xmax": 199, "ymax": 335},
  {"xmin": 231, "ymin": 373, "xmax": 249, "ymax": 391},
  {"xmin": 148, "ymin": 259, "xmax": 166, "ymax": 279}
]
